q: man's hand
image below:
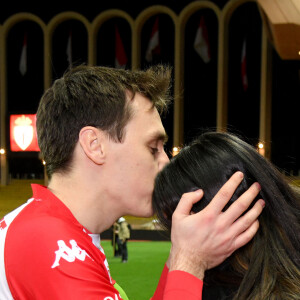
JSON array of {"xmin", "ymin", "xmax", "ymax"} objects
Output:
[{"xmin": 169, "ymin": 171, "xmax": 265, "ymax": 280}]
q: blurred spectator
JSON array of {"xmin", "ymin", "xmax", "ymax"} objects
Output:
[
  {"xmin": 112, "ymin": 222, "xmax": 122, "ymax": 257},
  {"xmin": 118, "ymin": 217, "xmax": 131, "ymax": 263}
]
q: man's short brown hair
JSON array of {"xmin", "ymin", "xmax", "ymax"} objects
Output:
[{"xmin": 36, "ymin": 65, "xmax": 172, "ymax": 179}]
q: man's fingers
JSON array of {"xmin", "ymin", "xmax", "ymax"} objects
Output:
[
  {"xmin": 206, "ymin": 171, "xmax": 244, "ymax": 214},
  {"xmin": 174, "ymin": 190, "xmax": 204, "ymax": 216},
  {"xmin": 232, "ymin": 219, "xmax": 260, "ymax": 251},
  {"xmin": 223, "ymin": 182, "xmax": 261, "ymax": 225},
  {"xmin": 229, "ymin": 199, "xmax": 264, "ymax": 236}
]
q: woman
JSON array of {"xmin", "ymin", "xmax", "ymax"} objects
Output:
[{"xmin": 153, "ymin": 132, "xmax": 300, "ymax": 299}]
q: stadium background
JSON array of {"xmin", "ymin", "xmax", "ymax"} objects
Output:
[
  {"xmin": 0, "ymin": 0, "xmax": 299, "ymax": 182},
  {"xmin": 0, "ymin": 1, "xmax": 299, "ymax": 298}
]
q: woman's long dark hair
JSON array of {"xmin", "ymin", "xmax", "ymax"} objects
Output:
[{"xmin": 153, "ymin": 132, "xmax": 300, "ymax": 299}]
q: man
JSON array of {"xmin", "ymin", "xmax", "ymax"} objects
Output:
[
  {"xmin": 0, "ymin": 65, "xmax": 264, "ymax": 299},
  {"xmin": 112, "ymin": 221, "xmax": 122, "ymax": 257},
  {"xmin": 117, "ymin": 217, "xmax": 130, "ymax": 263}
]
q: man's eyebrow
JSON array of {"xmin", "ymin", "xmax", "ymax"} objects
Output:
[{"xmin": 149, "ymin": 131, "xmax": 169, "ymax": 143}]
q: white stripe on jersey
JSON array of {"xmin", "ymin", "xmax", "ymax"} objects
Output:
[{"xmin": 0, "ymin": 199, "xmax": 34, "ymax": 299}]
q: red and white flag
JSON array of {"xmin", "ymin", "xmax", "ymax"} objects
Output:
[
  {"xmin": 194, "ymin": 16, "xmax": 211, "ymax": 63},
  {"xmin": 115, "ymin": 25, "xmax": 128, "ymax": 69},
  {"xmin": 241, "ymin": 39, "xmax": 248, "ymax": 91},
  {"xmin": 66, "ymin": 30, "xmax": 72, "ymax": 67},
  {"xmin": 145, "ymin": 17, "xmax": 160, "ymax": 62},
  {"xmin": 19, "ymin": 33, "xmax": 27, "ymax": 76}
]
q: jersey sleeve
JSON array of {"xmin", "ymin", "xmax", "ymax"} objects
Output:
[
  {"xmin": 151, "ymin": 264, "xmax": 203, "ymax": 300},
  {"xmin": 151, "ymin": 264, "xmax": 169, "ymax": 300}
]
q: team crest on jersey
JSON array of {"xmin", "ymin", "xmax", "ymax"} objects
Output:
[{"xmin": 51, "ymin": 240, "xmax": 93, "ymax": 268}]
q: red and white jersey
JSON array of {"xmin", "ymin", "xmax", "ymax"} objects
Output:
[
  {"xmin": 151, "ymin": 265, "xmax": 203, "ymax": 300},
  {"xmin": 0, "ymin": 184, "xmax": 203, "ymax": 300},
  {"xmin": 0, "ymin": 184, "xmax": 123, "ymax": 300}
]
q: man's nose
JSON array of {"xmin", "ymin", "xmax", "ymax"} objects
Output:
[{"xmin": 158, "ymin": 149, "xmax": 170, "ymax": 171}]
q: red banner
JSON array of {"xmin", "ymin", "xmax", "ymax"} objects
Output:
[{"xmin": 10, "ymin": 114, "xmax": 40, "ymax": 152}]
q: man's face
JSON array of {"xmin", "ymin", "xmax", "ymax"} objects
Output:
[{"xmin": 104, "ymin": 93, "xmax": 169, "ymax": 217}]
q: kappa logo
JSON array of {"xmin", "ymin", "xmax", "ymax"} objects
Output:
[{"xmin": 51, "ymin": 240, "xmax": 93, "ymax": 268}]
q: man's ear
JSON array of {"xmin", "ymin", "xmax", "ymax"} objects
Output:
[{"xmin": 79, "ymin": 126, "xmax": 107, "ymax": 165}]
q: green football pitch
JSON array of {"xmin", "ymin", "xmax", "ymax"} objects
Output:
[{"xmin": 101, "ymin": 240, "xmax": 171, "ymax": 300}]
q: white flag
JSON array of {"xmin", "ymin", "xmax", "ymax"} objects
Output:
[
  {"xmin": 19, "ymin": 33, "xmax": 27, "ymax": 75},
  {"xmin": 194, "ymin": 16, "xmax": 211, "ymax": 63},
  {"xmin": 145, "ymin": 17, "xmax": 160, "ymax": 62},
  {"xmin": 66, "ymin": 31, "xmax": 72, "ymax": 67}
]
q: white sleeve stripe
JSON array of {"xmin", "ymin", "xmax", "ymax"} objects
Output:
[{"xmin": 0, "ymin": 199, "xmax": 33, "ymax": 299}]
